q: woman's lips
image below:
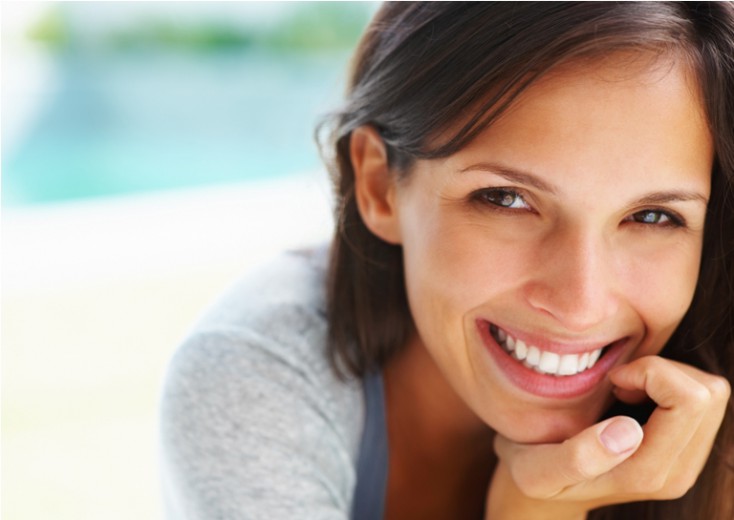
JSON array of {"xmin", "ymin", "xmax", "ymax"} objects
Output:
[{"xmin": 477, "ymin": 319, "xmax": 627, "ymax": 399}]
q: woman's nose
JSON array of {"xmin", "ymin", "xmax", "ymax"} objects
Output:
[{"xmin": 523, "ymin": 228, "xmax": 620, "ymax": 333}]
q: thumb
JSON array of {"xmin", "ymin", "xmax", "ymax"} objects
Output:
[{"xmin": 494, "ymin": 416, "xmax": 643, "ymax": 499}]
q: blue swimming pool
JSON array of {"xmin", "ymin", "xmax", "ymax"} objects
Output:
[{"xmin": 3, "ymin": 48, "xmax": 350, "ymax": 206}]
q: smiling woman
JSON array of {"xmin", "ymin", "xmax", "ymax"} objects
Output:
[
  {"xmin": 161, "ymin": 3, "xmax": 734, "ymax": 519},
  {"xmin": 357, "ymin": 53, "xmax": 713, "ymax": 446}
]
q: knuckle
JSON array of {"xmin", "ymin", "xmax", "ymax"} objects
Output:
[
  {"xmin": 625, "ymin": 468, "xmax": 698, "ymax": 500},
  {"xmin": 630, "ymin": 471, "xmax": 667, "ymax": 495},
  {"xmin": 636, "ymin": 355, "xmax": 660, "ymax": 371},
  {"xmin": 637, "ymin": 356, "xmax": 669, "ymax": 381},
  {"xmin": 707, "ymin": 376, "xmax": 731, "ymax": 402},
  {"xmin": 685, "ymin": 383, "xmax": 711, "ymax": 407},
  {"xmin": 646, "ymin": 355, "xmax": 667, "ymax": 369},
  {"xmin": 512, "ymin": 469, "xmax": 546, "ymax": 499},
  {"xmin": 521, "ymin": 484, "xmax": 552, "ymax": 500},
  {"xmin": 564, "ymin": 444, "xmax": 595, "ymax": 481},
  {"xmin": 511, "ymin": 464, "xmax": 557, "ymax": 499},
  {"xmin": 658, "ymin": 475, "xmax": 695, "ymax": 500}
]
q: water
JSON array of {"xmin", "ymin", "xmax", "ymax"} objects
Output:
[{"xmin": 3, "ymin": 48, "xmax": 349, "ymax": 206}]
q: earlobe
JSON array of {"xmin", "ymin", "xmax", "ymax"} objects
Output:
[{"xmin": 350, "ymin": 126, "xmax": 402, "ymax": 244}]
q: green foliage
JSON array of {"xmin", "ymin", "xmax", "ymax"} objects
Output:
[
  {"xmin": 107, "ymin": 22, "xmax": 256, "ymax": 52},
  {"xmin": 26, "ymin": 6, "xmax": 69, "ymax": 46},
  {"xmin": 262, "ymin": 2, "xmax": 375, "ymax": 51},
  {"xmin": 26, "ymin": 2, "xmax": 376, "ymax": 54}
]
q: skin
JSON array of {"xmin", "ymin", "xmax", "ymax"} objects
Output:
[{"xmin": 351, "ymin": 53, "xmax": 730, "ymax": 518}]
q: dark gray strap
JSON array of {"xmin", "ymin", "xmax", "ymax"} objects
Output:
[{"xmin": 351, "ymin": 371, "xmax": 389, "ymax": 520}]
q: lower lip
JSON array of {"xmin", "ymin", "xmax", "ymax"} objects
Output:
[{"xmin": 477, "ymin": 320, "xmax": 626, "ymax": 399}]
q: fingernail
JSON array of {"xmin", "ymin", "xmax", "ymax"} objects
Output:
[{"xmin": 600, "ymin": 419, "xmax": 642, "ymax": 454}]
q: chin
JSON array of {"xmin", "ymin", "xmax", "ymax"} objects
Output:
[{"xmin": 494, "ymin": 403, "xmax": 607, "ymax": 444}]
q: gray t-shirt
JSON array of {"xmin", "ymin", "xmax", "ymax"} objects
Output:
[{"xmin": 160, "ymin": 247, "xmax": 387, "ymax": 519}]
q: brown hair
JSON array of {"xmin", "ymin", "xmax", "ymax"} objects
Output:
[{"xmin": 319, "ymin": 2, "xmax": 734, "ymax": 518}]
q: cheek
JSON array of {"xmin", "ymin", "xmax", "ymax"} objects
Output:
[
  {"xmin": 622, "ymin": 241, "xmax": 702, "ymax": 351},
  {"xmin": 400, "ymin": 220, "xmax": 493, "ymax": 373},
  {"xmin": 402, "ymin": 227, "xmax": 475, "ymax": 338},
  {"xmin": 402, "ymin": 219, "xmax": 527, "ymax": 320}
]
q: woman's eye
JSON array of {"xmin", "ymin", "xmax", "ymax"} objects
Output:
[
  {"xmin": 627, "ymin": 209, "xmax": 683, "ymax": 227},
  {"xmin": 476, "ymin": 188, "xmax": 531, "ymax": 210}
]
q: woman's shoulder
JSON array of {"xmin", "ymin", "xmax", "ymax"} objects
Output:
[
  {"xmin": 177, "ymin": 245, "xmax": 335, "ymax": 374},
  {"xmin": 195, "ymin": 244, "xmax": 330, "ymax": 329},
  {"xmin": 164, "ymin": 243, "xmax": 362, "ymax": 421},
  {"xmin": 160, "ymin": 245, "xmax": 365, "ymax": 517}
]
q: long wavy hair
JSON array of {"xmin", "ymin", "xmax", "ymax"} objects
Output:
[{"xmin": 319, "ymin": 3, "xmax": 734, "ymax": 518}]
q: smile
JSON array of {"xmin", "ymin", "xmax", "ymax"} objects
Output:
[
  {"xmin": 478, "ymin": 320, "xmax": 627, "ymax": 399},
  {"xmin": 490, "ymin": 324, "xmax": 605, "ymax": 377}
]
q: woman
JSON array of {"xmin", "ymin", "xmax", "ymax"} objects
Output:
[{"xmin": 161, "ymin": 3, "xmax": 734, "ymax": 519}]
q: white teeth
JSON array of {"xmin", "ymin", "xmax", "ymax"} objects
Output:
[
  {"xmin": 492, "ymin": 326, "xmax": 607, "ymax": 377},
  {"xmin": 588, "ymin": 348, "xmax": 602, "ymax": 368},
  {"xmin": 578, "ymin": 352, "xmax": 590, "ymax": 371},
  {"xmin": 557, "ymin": 354, "xmax": 579, "ymax": 376},
  {"xmin": 525, "ymin": 345, "xmax": 539, "ymax": 366},
  {"xmin": 514, "ymin": 339, "xmax": 527, "ymax": 360},
  {"xmin": 539, "ymin": 351, "xmax": 560, "ymax": 374}
]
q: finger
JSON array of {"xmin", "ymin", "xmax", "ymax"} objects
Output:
[
  {"xmin": 603, "ymin": 357, "xmax": 716, "ymax": 494},
  {"xmin": 609, "ymin": 355, "xmax": 709, "ymax": 411},
  {"xmin": 494, "ymin": 416, "xmax": 643, "ymax": 500},
  {"xmin": 660, "ymin": 376, "xmax": 730, "ymax": 498},
  {"xmin": 499, "ymin": 359, "xmax": 731, "ymax": 507},
  {"xmin": 638, "ymin": 364, "xmax": 731, "ymax": 498},
  {"xmin": 655, "ymin": 360, "xmax": 731, "ymax": 462},
  {"xmin": 609, "ymin": 356, "xmax": 707, "ymax": 448}
]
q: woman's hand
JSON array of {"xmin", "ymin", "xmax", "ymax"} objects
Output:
[{"xmin": 485, "ymin": 355, "xmax": 731, "ymax": 519}]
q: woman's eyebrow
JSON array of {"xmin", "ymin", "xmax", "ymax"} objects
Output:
[
  {"xmin": 457, "ymin": 163, "xmax": 558, "ymax": 193},
  {"xmin": 632, "ymin": 191, "xmax": 709, "ymax": 206},
  {"xmin": 458, "ymin": 163, "xmax": 709, "ymax": 206}
]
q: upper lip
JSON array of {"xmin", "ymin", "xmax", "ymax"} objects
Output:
[{"xmin": 486, "ymin": 320, "xmax": 627, "ymax": 355}]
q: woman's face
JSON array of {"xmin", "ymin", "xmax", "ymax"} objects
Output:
[{"xmin": 393, "ymin": 56, "xmax": 713, "ymax": 443}]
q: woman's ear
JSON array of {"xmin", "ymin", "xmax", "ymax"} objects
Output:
[{"xmin": 350, "ymin": 126, "xmax": 402, "ymax": 244}]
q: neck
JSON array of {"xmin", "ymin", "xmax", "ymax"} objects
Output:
[
  {"xmin": 384, "ymin": 332, "xmax": 492, "ymax": 447},
  {"xmin": 383, "ymin": 333, "xmax": 496, "ymax": 520}
]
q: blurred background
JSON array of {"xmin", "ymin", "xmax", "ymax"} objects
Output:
[{"xmin": 2, "ymin": 2, "xmax": 376, "ymax": 518}]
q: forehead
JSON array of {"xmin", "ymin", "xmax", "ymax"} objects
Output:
[
  {"xmin": 443, "ymin": 52, "xmax": 713, "ymax": 194},
  {"xmin": 515, "ymin": 51, "xmax": 707, "ymax": 128}
]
